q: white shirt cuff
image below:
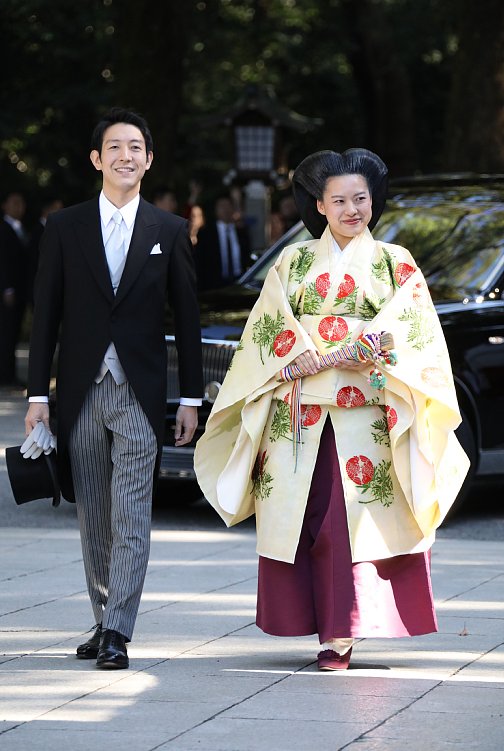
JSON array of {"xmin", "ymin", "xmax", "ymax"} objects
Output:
[
  {"xmin": 28, "ymin": 396, "xmax": 49, "ymax": 403},
  {"xmin": 180, "ymin": 397, "xmax": 202, "ymax": 407}
]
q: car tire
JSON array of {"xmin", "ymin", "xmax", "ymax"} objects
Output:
[
  {"xmin": 446, "ymin": 410, "xmax": 477, "ymax": 519},
  {"xmin": 154, "ymin": 479, "xmax": 203, "ymax": 505}
]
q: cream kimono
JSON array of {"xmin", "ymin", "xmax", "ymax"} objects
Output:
[{"xmin": 194, "ymin": 225, "xmax": 470, "ymax": 564}]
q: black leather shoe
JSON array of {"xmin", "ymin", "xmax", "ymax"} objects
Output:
[
  {"xmin": 96, "ymin": 629, "xmax": 129, "ymax": 670},
  {"xmin": 76, "ymin": 624, "xmax": 103, "ymax": 659}
]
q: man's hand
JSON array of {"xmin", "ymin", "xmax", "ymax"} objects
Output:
[
  {"xmin": 22, "ymin": 404, "xmax": 55, "ymax": 459},
  {"xmin": 174, "ymin": 405, "xmax": 198, "ymax": 446},
  {"xmin": 25, "ymin": 402, "xmax": 51, "ymax": 435}
]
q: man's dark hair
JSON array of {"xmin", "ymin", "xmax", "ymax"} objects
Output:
[{"xmin": 90, "ymin": 107, "xmax": 153, "ymax": 154}]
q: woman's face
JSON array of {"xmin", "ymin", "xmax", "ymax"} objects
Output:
[{"xmin": 316, "ymin": 174, "xmax": 372, "ymax": 248}]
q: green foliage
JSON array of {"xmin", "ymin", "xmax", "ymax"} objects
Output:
[{"xmin": 1, "ymin": 0, "xmax": 503, "ymax": 207}]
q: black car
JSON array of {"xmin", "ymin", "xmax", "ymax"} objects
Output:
[{"xmin": 159, "ymin": 175, "xmax": 504, "ymax": 508}]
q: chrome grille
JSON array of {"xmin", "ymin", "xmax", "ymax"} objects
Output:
[{"xmin": 166, "ymin": 335, "xmax": 238, "ymax": 399}]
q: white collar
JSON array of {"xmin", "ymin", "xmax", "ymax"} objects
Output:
[
  {"xmin": 3, "ymin": 215, "xmax": 22, "ymax": 232},
  {"xmin": 99, "ymin": 192, "xmax": 140, "ymax": 230}
]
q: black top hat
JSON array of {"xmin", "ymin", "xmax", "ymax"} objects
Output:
[
  {"xmin": 292, "ymin": 148, "xmax": 389, "ymax": 239},
  {"xmin": 5, "ymin": 447, "xmax": 60, "ymax": 507}
]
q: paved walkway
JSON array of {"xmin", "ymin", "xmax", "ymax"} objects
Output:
[{"xmin": 1, "ymin": 523, "xmax": 503, "ymax": 750}]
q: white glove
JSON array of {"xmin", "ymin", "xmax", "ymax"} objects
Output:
[{"xmin": 20, "ymin": 422, "xmax": 57, "ymax": 460}]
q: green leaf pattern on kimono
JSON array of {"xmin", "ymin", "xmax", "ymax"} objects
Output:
[
  {"xmin": 371, "ymin": 406, "xmax": 391, "ymax": 446},
  {"xmin": 269, "ymin": 399, "xmax": 292, "ymax": 442},
  {"xmin": 288, "ymin": 291, "xmax": 302, "ymax": 319},
  {"xmin": 398, "ymin": 308, "xmax": 436, "ymax": 351},
  {"xmin": 252, "ymin": 310, "xmax": 285, "ymax": 364},
  {"xmin": 252, "ymin": 450, "xmax": 274, "ymax": 501},
  {"xmin": 227, "ymin": 338, "xmax": 244, "ymax": 371},
  {"xmin": 289, "ymin": 246, "xmax": 316, "ymax": 283},
  {"xmin": 371, "ymin": 248, "xmax": 395, "ymax": 284},
  {"xmin": 358, "ymin": 294, "xmax": 386, "ymax": 321},
  {"xmin": 303, "ymin": 281, "xmax": 325, "ymax": 314}
]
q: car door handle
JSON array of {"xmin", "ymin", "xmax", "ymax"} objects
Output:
[{"xmin": 488, "ymin": 336, "xmax": 504, "ymax": 344}]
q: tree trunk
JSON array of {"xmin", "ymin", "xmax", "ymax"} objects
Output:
[{"xmin": 444, "ymin": 0, "xmax": 504, "ymax": 171}]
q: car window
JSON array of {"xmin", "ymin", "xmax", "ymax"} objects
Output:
[{"xmin": 375, "ymin": 203, "xmax": 504, "ymax": 297}]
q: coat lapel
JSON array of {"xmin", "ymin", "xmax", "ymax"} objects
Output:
[
  {"xmin": 114, "ymin": 198, "xmax": 160, "ymax": 307},
  {"xmin": 75, "ymin": 198, "xmax": 115, "ymax": 303}
]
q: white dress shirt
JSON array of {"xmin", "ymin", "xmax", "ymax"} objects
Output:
[{"xmin": 216, "ymin": 220, "xmax": 241, "ymax": 279}]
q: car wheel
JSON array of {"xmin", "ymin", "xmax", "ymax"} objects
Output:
[
  {"xmin": 154, "ymin": 479, "xmax": 203, "ymax": 505},
  {"xmin": 446, "ymin": 410, "xmax": 477, "ymax": 518}
]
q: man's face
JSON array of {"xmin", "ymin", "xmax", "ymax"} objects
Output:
[
  {"xmin": 2, "ymin": 193, "xmax": 26, "ymax": 220},
  {"xmin": 215, "ymin": 198, "xmax": 234, "ymax": 223},
  {"xmin": 90, "ymin": 123, "xmax": 153, "ymax": 196}
]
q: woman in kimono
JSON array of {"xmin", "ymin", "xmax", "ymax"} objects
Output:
[{"xmin": 194, "ymin": 149, "xmax": 469, "ymax": 670}]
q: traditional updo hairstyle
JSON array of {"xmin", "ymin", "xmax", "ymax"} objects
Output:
[{"xmin": 292, "ymin": 148, "xmax": 388, "ymax": 238}]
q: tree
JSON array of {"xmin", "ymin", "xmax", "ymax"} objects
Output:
[{"xmin": 444, "ymin": 0, "xmax": 504, "ymax": 171}]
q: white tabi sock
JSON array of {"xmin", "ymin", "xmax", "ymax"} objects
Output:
[{"xmin": 321, "ymin": 637, "xmax": 354, "ymax": 656}]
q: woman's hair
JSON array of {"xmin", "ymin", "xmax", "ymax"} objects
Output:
[
  {"xmin": 292, "ymin": 148, "xmax": 388, "ymax": 238},
  {"xmin": 90, "ymin": 107, "xmax": 153, "ymax": 154}
]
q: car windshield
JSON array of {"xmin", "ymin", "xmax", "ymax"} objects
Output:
[
  {"xmin": 243, "ymin": 188, "xmax": 504, "ymax": 301},
  {"xmin": 375, "ymin": 202, "xmax": 504, "ymax": 298}
]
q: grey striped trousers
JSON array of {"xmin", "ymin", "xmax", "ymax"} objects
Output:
[{"xmin": 69, "ymin": 372, "xmax": 157, "ymax": 640}]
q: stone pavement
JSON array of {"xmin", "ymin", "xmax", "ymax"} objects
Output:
[{"xmin": 1, "ymin": 523, "xmax": 503, "ymax": 751}]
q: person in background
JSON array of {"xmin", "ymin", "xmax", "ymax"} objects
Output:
[
  {"xmin": 27, "ymin": 196, "xmax": 64, "ymax": 307},
  {"xmin": 188, "ymin": 204, "xmax": 205, "ymax": 247},
  {"xmin": 24, "ymin": 108, "xmax": 203, "ymax": 670},
  {"xmin": 0, "ymin": 191, "xmax": 28, "ymax": 387},
  {"xmin": 152, "ymin": 185, "xmax": 179, "ymax": 214},
  {"xmin": 278, "ymin": 193, "xmax": 300, "ymax": 231},
  {"xmin": 195, "ymin": 193, "xmax": 251, "ymax": 290},
  {"xmin": 268, "ymin": 210, "xmax": 286, "ymax": 244},
  {"xmin": 195, "ymin": 148, "xmax": 469, "ymax": 671},
  {"xmin": 181, "ymin": 178, "xmax": 203, "ymax": 219}
]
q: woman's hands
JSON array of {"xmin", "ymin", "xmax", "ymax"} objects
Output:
[
  {"xmin": 289, "ymin": 349, "xmax": 369, "ymax": 377},
  {"xmin": 290, "ymin": 350, "xmax": 322, "ymax": 376}
]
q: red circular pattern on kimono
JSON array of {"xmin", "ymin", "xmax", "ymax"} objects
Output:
[
  {"xmin": 315, "ymin": 273, "xmax": 331, "ymax": 298},
  {"xmin": 273, "ymin": 330, "xmax": 296, "ymax": 357},
  {"xmin": 300, "ymin": 404, "xmax": 322, "ymax": 426},
  {"xmin": 318, "ymin": 316, "xmax": 349, "ymax": 342},
  {"xmin": 385, "ymin": 405, "xmax": 398, "ymax": 431},
  {"xmin": 336, "ymin": 386, "xmax": 366, "ymax": 408},
  {"xmin": 346, "ymin": 455, "xmax": 374, "ymax": 485},
  {"xmin": 394, "ymin": 263, "xmax": 415, "ymax": 286},
  {"xmin": 336, "ymin": 274, "xmax": 356, "ymax": 299}
]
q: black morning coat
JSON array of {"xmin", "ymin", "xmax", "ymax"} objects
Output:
[{"xmin": 27, "ymin": 196, "xmax": 204, "ymax": 501}]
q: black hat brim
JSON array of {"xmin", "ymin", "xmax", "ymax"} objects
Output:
[{"xmin": 5, "ymin": 447, "xmax": 61, "ymax": 507}]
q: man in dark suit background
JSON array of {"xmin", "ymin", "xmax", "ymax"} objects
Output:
[
  {"xmin": 195, "ymin": 193, "xmax": 251, "ymax": 290},
  {"xmin": 26, "ymin": 195, "xmax": 64, "ymax": 308},
  {"xmin": 0, "ymin": 191, "xmax": 28, "ymax": 387},
  {"xmin": 24, "ymin": 108, "xmax": 203, "ymax": 669}
]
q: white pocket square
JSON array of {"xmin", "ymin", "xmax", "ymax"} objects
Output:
[{"xmin": 150, "ymin": 243, "xmax": 162, "ymax": 255}]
